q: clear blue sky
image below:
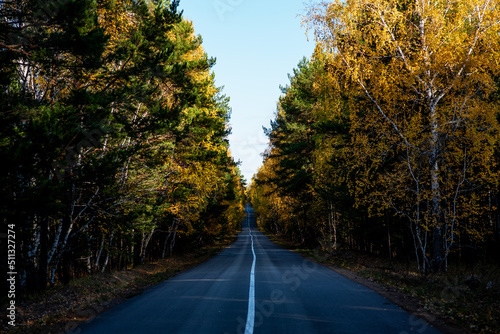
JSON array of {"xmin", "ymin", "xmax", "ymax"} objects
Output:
[{"xmin": 178, "ymin": 0, "xmax": 315, "ymax": 183}]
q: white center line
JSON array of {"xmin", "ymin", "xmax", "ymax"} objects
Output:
[{"xmin": 245, "ymin": 213, "xmax": 256, "ymax": 334}]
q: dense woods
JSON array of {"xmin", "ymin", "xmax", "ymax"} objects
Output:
[
  {"xmin": 0, "ymin": 0, "xmax": 245, "ymax": 294},
  {"xmin": 250, "ymin": 0, "xmax": 500, "ymax": 273}
]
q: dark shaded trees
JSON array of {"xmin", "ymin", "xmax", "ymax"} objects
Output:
[{"xmin": 1, "ymin": 0, "xmax": 245, "ymax": 294}]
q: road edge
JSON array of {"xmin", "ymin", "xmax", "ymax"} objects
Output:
[
  {"xmin": 8, "ymin": 234, "xmax": 240, "ymax": 334},
  {"xmin": 262, "ymin": 231, "xmax": 469, "ymax": 334},
  {"xmin": 324, "ymin": 264, "xmax": 469, "ymax": 334}
]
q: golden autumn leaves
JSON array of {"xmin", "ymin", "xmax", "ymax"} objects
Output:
[{"xmin": 252, "ymin": 0, "xmax": 500, "ymax": 273}]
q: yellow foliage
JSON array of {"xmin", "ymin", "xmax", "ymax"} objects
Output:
[{"xmin": 303, "ymin": 0, "xmax": 500, "ymax": 271}]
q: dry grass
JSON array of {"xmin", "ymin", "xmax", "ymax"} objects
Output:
[{"xmin": 320, "ymin": 251, "xmax": 500, "ymax": 334}]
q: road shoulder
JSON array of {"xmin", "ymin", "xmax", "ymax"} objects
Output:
[
  {"xmin": 4, "ymin": 235, "xmax": 238, "ymax": 334},
  {"xmin": 325, "ymin": 264, "xmax": 468, "ymax": 334},
  {"xmin": 264, "ymin": 233, "xmax": 470, "ymax": 334}
]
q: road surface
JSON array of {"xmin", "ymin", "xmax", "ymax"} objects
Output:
[{"xmin": 75, "ymin": 204, "xmax": 441, "ymax": 334}]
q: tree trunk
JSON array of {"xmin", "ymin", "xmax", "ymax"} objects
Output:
[
  {"xmin": 101, "ymin": 232, "xmax": 114, "ymax": 273},
  {"xmin": 430, "ymin": 104, "xmax": 444, "ymax": 273},
  {"xmin": 163, "ymin": 218, "xmax": 180, "ymax": 258},
  {"xmin": 387, "ymin": 217, "xmax": 392, "ymax": 266},
  {"xmin": 47, "ymin": 219, "xmax": 63, "ymax": 266},
  {"xmin": 95, "ymin": 237, "xmax": 105, "ymax": 269},
  {"xmin": 140, "ymin": 228, "xmax": 155, "ymax": 264},
  {"xmin": 332, "ymin": 207, "xmax": 338, "ymax": 250},
  {"xmin": 38, "ymin": 216, "xmax": 48, "ymax": 290}
]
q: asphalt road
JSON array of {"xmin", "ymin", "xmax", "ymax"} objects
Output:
[{"xmin": 75, "ymin": 204, "xmax": 441, "ymax": 334}]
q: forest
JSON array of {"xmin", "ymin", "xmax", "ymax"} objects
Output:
[
  {"xmin": 2, "ymin": 0, "xmax": 500, "ymax": 307},
  {"xmin": 250, "ymin": 0, "xmax": 500, "ymax": 274},
  {"xmin": 0, "ymin": 0, "xmax": 246, "ymax": 295}
]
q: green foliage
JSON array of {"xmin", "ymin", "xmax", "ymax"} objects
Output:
[{"xmin": 0, "ymin": 0, "xmax": 245, "ymax": 293}]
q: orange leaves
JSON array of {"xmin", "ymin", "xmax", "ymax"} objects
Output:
[{"xmin": 301, "ymin": 0, "xmax": 500, "ymax": 271}]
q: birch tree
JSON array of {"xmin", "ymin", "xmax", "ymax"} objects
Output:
[{"xmin": 306, "ymin": 0, "xmax": 500, "ymax": 272}]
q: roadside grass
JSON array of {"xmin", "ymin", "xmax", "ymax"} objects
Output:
[
  {"xmin": 2, "ymin": 234, "xmax": 237, "ymax": 334},
  {"xmin": 267, "ymin": 234, "xmax": 500, "ymax": 334},
  {"xmin": 337, "ymin": 252, "xmax": 500, "ymax": 334}
]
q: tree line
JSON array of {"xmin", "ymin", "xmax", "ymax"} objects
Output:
[
  {"xmin": 250, "ymin": 0, "xmax": 500, "ymax": 273},
  {"xmin": 0, "ymin": 0, "xmax": 245, "ymax": 294}
]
